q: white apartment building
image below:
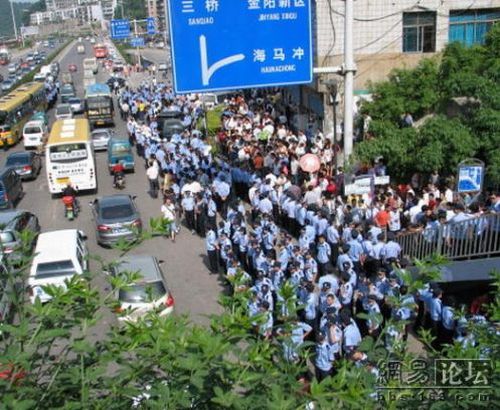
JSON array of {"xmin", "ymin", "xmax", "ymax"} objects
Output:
[
  {"xmin": 290, "ymin": 0, "xmax": 499, "ymax": 131},
  {"xmin": 31, "ymin": 0, "xmax": 106, "ymax": 25},
  {"xmin": 315, "ymin": 0, "xmax": 500, "ymax": 90}
]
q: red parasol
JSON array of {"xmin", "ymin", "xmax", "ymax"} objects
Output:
[{"xmin": 299, "ymin": 153, "xmax": 321, "ymax": 173}]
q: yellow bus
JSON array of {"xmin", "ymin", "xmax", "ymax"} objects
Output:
[
  {"xmin": 45, "ymin": 119, "xmax": 97, "ymax": 194},
  {"xmin": 0, "ymin": 82, "xmax": 46, "ymax": 148}
]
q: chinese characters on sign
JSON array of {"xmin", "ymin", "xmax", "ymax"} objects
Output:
[
  {"xmin": 167, "ymin": 0, "xmax": 312, "ymax": 93},
  {"xmin": 376, "ymin": 359, "xmax": 493, "ymax": 404}
]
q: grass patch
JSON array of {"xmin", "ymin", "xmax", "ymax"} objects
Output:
[{"xmin": 113, "ymin": 41, "xmax": 134, "ymax": 65}]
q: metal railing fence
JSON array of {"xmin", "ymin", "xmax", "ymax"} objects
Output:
[{"xmin": 397, "ymin": 213, "xmax": 500, "ymax": 261}]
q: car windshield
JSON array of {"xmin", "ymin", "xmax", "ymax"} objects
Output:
[
  {"xmin": 24, "ymin": 127, "xmax": 41, "ymax": 134},
  {"xmin": 92, "ymin": 132, "xmax": 109, "ymax": 140},
  {"xmin": 101, "ymin": 203, "xmax": 134, "ymax": 220},
  {"xmin": 68, "ymin": 98, "xmax": 80, "ymax": 104},
  {"xmin": 111, "ymin": 143, "xmax": 130, "ymax": 154},
  {"xmin": 6, "ymin": 155, "xmax": 28, "ymax": 166},
  {"xmin": 57, "ymin": 106, "xmax": 71, "ymax": 114},
  {"xmin": 0, "ymin": 232, "xmax": 15, "ymax": 244},
  {"xmin": 119, "ymin": 281, "xmax": 166, "ymax": 303},
  {"xmin": 35, "ymin": 260, "xmax": 76, "ymax": 278}
]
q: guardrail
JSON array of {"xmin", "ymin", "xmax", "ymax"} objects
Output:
[{"xmin": 397, "ymin": 212, "xmax": 500, "ymax": 261}]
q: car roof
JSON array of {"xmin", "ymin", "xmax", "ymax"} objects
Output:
[
  {"xmin": 114, "ymin": 255, "xmax": 161, "ymax": 282},
  {"xmin": 7, "ymin": 151, "xmax": 30, "ymax": 159},
  {"xmin": 33, "ymin": 229, "xmax": 80, "ymax": 263},
  {"xmin": 24, "ymin": 121, "xmax": 43, "ymax": 127},
  {"xmin": 98, "ymin": 194, "xmax": 133, "ymax": 207},
  {"xmin": 0, "ymin": 210, "xmax": 24, "ymax": 227}
]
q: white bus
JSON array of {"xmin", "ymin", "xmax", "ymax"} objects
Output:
[{"xmin": 46, "ymin": 119, "xmax": 96, "ymax": 194}]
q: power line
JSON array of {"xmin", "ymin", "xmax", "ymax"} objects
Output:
[{"xmin": 321, "ymin": 0, "xmax": 336, "ymax": 67}]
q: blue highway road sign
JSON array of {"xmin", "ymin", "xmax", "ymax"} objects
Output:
[
  {"xmin": 110, "ymin": 19, "xmax": 131, "ymax": 40},
  {"xmin": 147, "ymin": 17, "xmax": 156, "ymax": 35},
  {"xmin": 167, "ymin": 0, "xmax": 313, "ymax": 93},
  {"xmin": 130, "ymin": 37, "xmax": 145, "ymax": 47},
  {"xmin": 457, "ymin": 165, "xmax": 483, "ymax": 193}
]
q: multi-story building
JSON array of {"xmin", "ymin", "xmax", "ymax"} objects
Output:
[
  {"xmin": 30, "ymin": 1, "xmax": 105, "ymax": 25},
  {"xmin": 315, "ymin": 0, "xmax": 500, "ymax": 90},
  {"xmin": 100, "ymin": 0, "xmax": 117, "ymax": 21},
  {"xmin": 290, "ymin": 0, "xmax": 500, "ymax": 132},
  {"xmin": 146, "ymin": 0, "xmax": 166, "ymax": 32}
]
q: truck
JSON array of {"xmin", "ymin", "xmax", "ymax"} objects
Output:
[
  {"xmin": 83, "ymin": 69, "xmax": 96, "ymax": 88},
  {"xmin": 85, "ymin": 83, "xmax": 114, "ymax": 128},
  {"xmin": 83, "ymin": 57, "xmax": 98, "ymax": 75},
  {"xmin": 77, "ymin": 44, "xmax": 85, "ymax": 54}
]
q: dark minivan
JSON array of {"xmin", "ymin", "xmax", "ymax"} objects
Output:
[{"xmin": 0, "ymin": 168, "xmax": 23, "ymax": 209}]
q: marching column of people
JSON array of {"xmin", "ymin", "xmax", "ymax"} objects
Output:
[{"xmin": 116, "ymin": 79, "xmax": 498, "ymax": 383}]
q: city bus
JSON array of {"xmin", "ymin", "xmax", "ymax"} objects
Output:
[
  {"xmin": 84, "ymin": 83, "xmax": 114, "ymax": 128},
  {"xmin": 93, "ymin": 43, "xmax": 108, "ymax": 59},
  {"xmin": 45, "ymin": 119, "xmax": 97, "ymax": 194},
  {"xmin": 0, "ymin": 82, "xmax": 46, "ymax": 148}
]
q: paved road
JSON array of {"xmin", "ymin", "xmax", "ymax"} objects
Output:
[
  {"xmin": 0, "ymin": 42, "xmax": 60, "ymax": 86},
  {"xmin": 4, "ymin": 41, "xmax": 224, "ymax": 330}
]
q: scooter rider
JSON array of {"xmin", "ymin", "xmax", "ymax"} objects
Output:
[
  {"xmin": 111, "ymin": 162, "xmax": 125, "ymax": 186},
  {"xmin": 62, "ymin": 182, "xmax": 79, "ymax": 214}
]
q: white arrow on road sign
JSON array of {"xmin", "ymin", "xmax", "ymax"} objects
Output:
[{"xmin": 199, "ymin": 35, "xmax": 245, "ymax": 86}]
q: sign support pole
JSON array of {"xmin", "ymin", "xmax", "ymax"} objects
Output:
[{"xmin": 343, "ymin": 0, "xmax": 355, "ymax": 164}]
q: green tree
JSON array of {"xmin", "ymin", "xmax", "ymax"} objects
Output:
[
  {"xmin": 1, "ymin": 228, "xmax": 498, "ymax": 409},
  {"xmin": 363, "ymin": 58, "xmax": 440, "ymax": 123}
]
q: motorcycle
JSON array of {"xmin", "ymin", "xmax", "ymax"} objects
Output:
[
  {"xmin": 113, "ymin": 172, "xmax": 126, "ymax": 189},
  {"xmin": 62, "ymin": 196, "xmax": 78, "ymax": 220}
]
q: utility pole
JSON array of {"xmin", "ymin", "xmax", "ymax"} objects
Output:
[
  {"xmin": 9, "ymin": 0, "xmax": 18, "ymax": 42},
  {"xmin": 343, "ymin": 0, "xmax": 355, "ymax": 162},
  {"xmin": 133, "ymin": 19, "xmax": 141, "ymax": 67}
]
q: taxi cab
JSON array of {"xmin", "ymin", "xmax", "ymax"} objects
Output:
[{"xmin": 0, "ymin": 124, "xmax": 17, "ymax": 147}]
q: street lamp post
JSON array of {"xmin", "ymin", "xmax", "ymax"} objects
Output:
[{"xmin": 9, "ymin": 0, "xmax": 18, "ymax": 42}]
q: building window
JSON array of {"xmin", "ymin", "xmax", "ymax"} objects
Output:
[
  {"xmin": 403, "ymin": 12, "xmax": 436, "ymax": 53},
  {"xmin": 449, "ymin": 9, "xmax": 500, "ymax": 46}
]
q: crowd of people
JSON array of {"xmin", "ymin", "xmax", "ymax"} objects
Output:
[{"xmin": 116, "ymin": 78, "xmax": 499, "ymax": 381}]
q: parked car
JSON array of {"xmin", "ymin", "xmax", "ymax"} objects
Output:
[
  {"xmin": 109, "ymin": 255, "xmax": 174, "ymax": 323},
  {"xmin": 55, "ymin": 104, "xmax": 73, "ymax": 120},
  {"xmin": 5, "ymin": 152, "xmax": 42, "ymax": 180},
  {"xmin": 60, "ymin": 84, "xmax": 75, "ymax": 103},
  {"xmin": 1, "ymin": 80, "xmax": 14, "ymax": 92},
  {"xmin": 67, "ymin": 97, "xmax": 84, "ymax": 114},
  {"xmin": 28, "ymin": 229, "xmax": 88, "ymax": 304},
  {"xmin": 0, "ymin": 210, "xmax": 40, "ymax": 264},
  {"xmin": 29, "ymin": 111, "xmax": 49, "ymax": 127},
  {"xmin": 7, "ymin": 63, "xmax": 17, "ymax": 74},
  {"xmin": 91, "ymin": 195, "xmax": 142, "ymax": 246},
  {"xmin": 68, "ymin": 64, "xmax": 77, "ymax": 72},
  {"xmin": 23, "ymin": 120, "xmax": 48, "ymax": 149},
  {"xmin": 0, "ymin": 168, "xmax": 23, "ymax": 209},
  {"xmin": 91, "ymin": 129, "xmax": 113, "ymax": 151},
  {"xmin": 107, "ymin": 138, "xmax": 134, "ymax": 172}
]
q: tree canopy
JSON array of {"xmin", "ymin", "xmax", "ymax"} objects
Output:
[
  {"xmin": 0, "ymin": 225, "xmax": 498, "ymax": 409},
  {"xmin": 356, "ymin": 24, "xmax": 500, "ymax": 187}
]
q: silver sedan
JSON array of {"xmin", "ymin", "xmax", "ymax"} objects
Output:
[{"xmin": 91, "ymin": 128, "xmax": 113, "ymax": 151}]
